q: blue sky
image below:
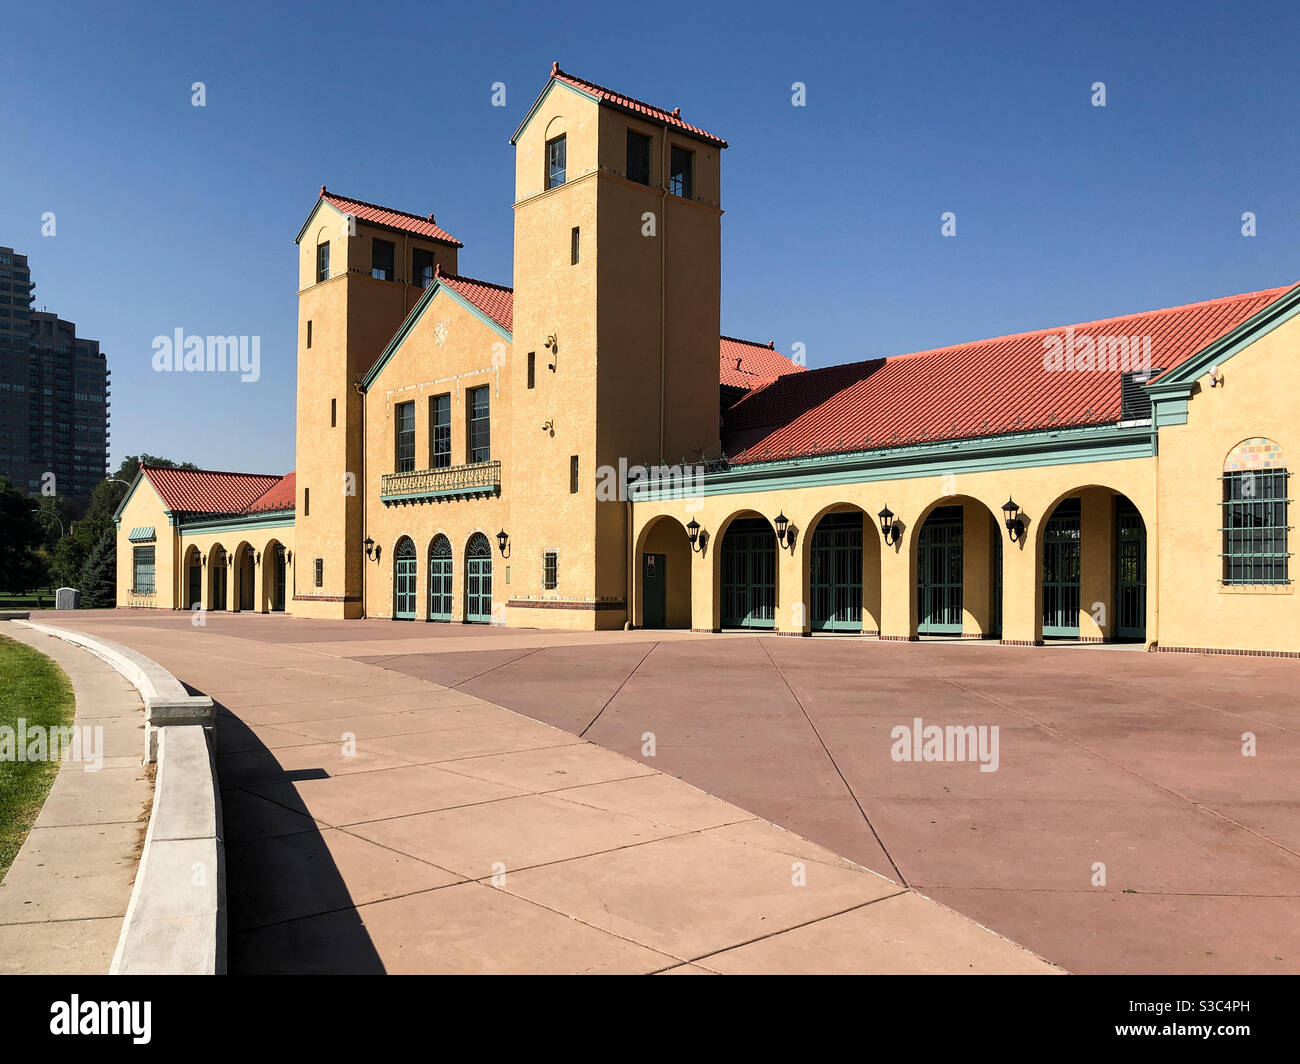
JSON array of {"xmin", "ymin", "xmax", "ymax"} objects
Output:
[{"xmin": 2, "ymin": 0, "xmax": 1297, "ymax": 475}]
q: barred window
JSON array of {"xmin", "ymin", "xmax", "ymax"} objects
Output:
[
  {"xmin": 543, "ymin": 550, "xmax": 558, "ymax": 590},
  {"xmin": 132, "ymin": 546, "xmax": 155, "ymax": 593},
  {"xmin": 1222, "ymin": 467, "xmax": 1290, "ymax": 585},
  {"xmin": 395, "ymin": 401, "xmax": 416, "ymax": 473}
]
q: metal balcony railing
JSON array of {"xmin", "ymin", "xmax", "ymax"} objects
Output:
[{"xmin": 380, "ymin": 459, "xmax": 501, "ymax": 503}]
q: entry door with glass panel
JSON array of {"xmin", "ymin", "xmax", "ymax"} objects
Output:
[
  {"xmin": 720, "ymin": 518, "xmax": 776, "ymax": 629},
  {"xmin": 428, "ymin": 536, "xmax": 453, "ymax": 622},
  {"xmin": 917, "ymin": 506, "xmax": 963, "ymax": 635},
  {"xmin": 1042, "ymin": 498, "xmax": 1082, "ymax": 637},
  {"xmin": 642, "ymin": 553, "xmax": 667, "ymax": 629},
  {"xmin": 393, "ymin": 538, "xmax": 417, "ymax": 620},
  {"xmin": 211, "ymin": 562, "xmax": 227, "ymax": 611},
  {"xmin": 1116, "ymin": 499, "xmax": 1146, "ymax": 640},
  {"xmin": 272, "ymin": 550, "xmax": 286, "ymax": 612},
  {"xmin": 810, "ymin": 512, "xmax": 863, "ymax": 632},
  {"xmin": 465, "ymin": 533, "xmax": 493, "ymax": 624},
  {"xmin": 188, "ymin": 556, "xmax": 202, "ymax": 611}
]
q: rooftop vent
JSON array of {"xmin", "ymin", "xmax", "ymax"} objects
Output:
[{"xmin": 1119, "ymin": 368, "xmax": 1164, "ymax": 422}]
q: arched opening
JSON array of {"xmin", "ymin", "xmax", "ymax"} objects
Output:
[
  {"xmin": 393, "ymin": 536, "xmax": 417, "ymax": 620},
  {"xmin": 232, "ymin": 542, "xmax": 256, "ymax": 612},
  {"xmin": 1038, "ymin": 487, "xmax": 1148, "ymax": 642},
  {"xmin": 719, "ymin": 514, "xmax": 777, "ymax": 629},
  {"xmin": 912, "ymin": 499, "xmax": 1003, "ymax": 638},
  {"xmin": 184, "ymin": 546, "xmax": 202, "ymax": 611},
  {"xmin": 263, "ymin": 539, "xmax": 287, "ymax": 613},
  {"xmin": 1222, "ymin": 438, "xmax": 1289, "ymax": 586},
  {"xmin": 638, "ymin": 516, "xmax": 693, "ymax": 629},
  {"xmin": 464, "ymin": 532, "xmax": 493, "ymax": 624},
  {"xmin": 208, "ymin": 543, "xmax": 228, "ymax": 611},
  {"xmin": 428, "ymin": 535, "xmax": 453, "ymax": 622},
  {"xmin": 807, "ymin": 507, "xmax": 867, "ymax": 632}
]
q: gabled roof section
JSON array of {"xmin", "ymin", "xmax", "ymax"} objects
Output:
[
  {"xmin": 140, "ymin": 463, "xmax": 288, "ymax": 515},
  {"xmin": 440, "ymin": 272, "xmax": 514, "ymax": 331},
  {"xmin": 243, "ymin": 472, "xmax": 296, "ymax": 515},
  {"xmin": 295, "ymin": 186, "xmax": 462, "ymax": 247},
  {"xmin": 720, "ymin": 336, "xmax": 805, "ymax": 389},
  {"xmin": 511, "ymin": 62, "xmax": 728, "ymax": 148},
  {"xmin": 724, "ymin": 283, "xmax": 1293, "ymax": 465}
]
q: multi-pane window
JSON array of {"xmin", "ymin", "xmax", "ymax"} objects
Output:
[
  {"xmin": 468, "ymin": 385, "xmax": 490, "ymax": 463},
  {"xmin": 627, "ymin": 130, "xmax": 651, "ymax": 185},
  {"xmin": 132, "ymin": 546, "xmax": 155, "ymax": 593},
  {"xmin": 570, "ymin": 455, "xmax": 579, "ymax": 494},
  {"xmin": 413, "ymin": 247, "xmax": 435, "ymax": 288},
  {"xmin": 670, "ymin": 145, "xmax": 693, "ymax": 198},
  {"xmin": 395, "ymin": 400, "xmax": 415, "ymax": 473},
  {"xmin": 316, "ymin": 242, "xmax": 330, "ymax": 282},
  {"xmin": 372, "ymin": 238, "xmax": 395, "ymax": 281},
  {"xmin": 430, "ymin": 393, "xmax": 450, "ymax": 468},
  {"xmin": 546, "ymin": 135, "xmax": 566, "ymax": 189},
  {"xmin": 1222, "ymin": 468, "xmax": 1290, "ymax": 584},
  {"xmin": 543, "ymin": 551, "xmax": 558, "ymax": 590}
]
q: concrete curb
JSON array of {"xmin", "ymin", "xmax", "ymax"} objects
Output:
[{"xmin": 10, "ymin": 620, "xmax": 225, "ymax": 976}]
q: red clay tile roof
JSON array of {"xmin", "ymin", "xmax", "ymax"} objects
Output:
[
  {"xmin": 319, "ymin": 188, "xmax": 462, "ymax": 247},
  {"xmin": 720, "ymin": 335, "xmax": 805, "ymax": 388},
  {"xmin": 549, "ymin": 64, "xmax": 728, "ymax": 148},
  {"xmin": 141, "ymin": 464, "xmax": 290, "ymax": 515},
  {"xmin": 724, "ymin": 284, "xmax": 1294, "ymax": 464},
  {"xmin": 439, "ymin": 271, "xmax": 514, "ymax": 331},
  {"xmin": 243, "ymin": 472, "xmax": 296, "ymax": 514}
]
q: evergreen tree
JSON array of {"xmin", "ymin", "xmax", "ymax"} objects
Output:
[{"xmin": 79, "ymin": 528, "xmax": 117, "ymax": 608}]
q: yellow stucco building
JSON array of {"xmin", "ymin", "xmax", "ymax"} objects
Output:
[{"xmin": 115, "ymin": 64, "xmax": 1298, "ymax": 656}]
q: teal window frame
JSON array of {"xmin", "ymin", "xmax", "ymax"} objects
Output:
[
  {"xmin": 1221, "ymin": 469, "xmax": 1291, "ymax": 585},
  {"xmin": 131, "ymin": 545, "xmax": 156, "ymax": 594}
]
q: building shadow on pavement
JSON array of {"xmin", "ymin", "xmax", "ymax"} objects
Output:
[{"xmin": 209, "ymin": 704, "xmax": 387, "ymax": 974}]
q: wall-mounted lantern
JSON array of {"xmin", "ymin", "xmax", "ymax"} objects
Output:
[
  {"xmin": 773, "ymin": 512, "xmax": 790, "ymax": 547},
  {"xmin": 364, "ymin": 536, "xmax": 375, "ymax": 559},
  {"xmin": 686, "ymin": 518, "xmax": 705, "ymax": 553},
  {"xmin": 878, "ymin": 506, "xmax": 901, "ymax": 546},
  {"xmin": 1002, "ymin": 498, "xmax": 1025, "ymax": 543},
  {"xmin": 496, "ymin": 529, "xmax": 510, "ymax": 556}
]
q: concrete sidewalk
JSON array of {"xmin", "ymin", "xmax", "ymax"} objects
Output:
[
  {"xmin": 25, "ymin": 614, "xmax": 1057, "ymax": 974},
  {"xmin": 0, "ymin": 625, "xmax": 152, "ymax": 974}
]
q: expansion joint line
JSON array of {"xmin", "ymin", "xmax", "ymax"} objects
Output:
[{"xmin": 580, "ymin": 641, "xmax": 660, "ymax": 738}]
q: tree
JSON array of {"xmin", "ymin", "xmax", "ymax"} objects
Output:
[
  {"xmin": 0, "ymin": 477, "xmax": 47, "ymax": 593},
  {"xmin": 79, "ymin": 528, "xmax": 116, "ymax": 608}
]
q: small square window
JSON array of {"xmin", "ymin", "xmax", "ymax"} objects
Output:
[{"xmin": 543, "ymin": 550, "xmax": 558, "ymax": 591}]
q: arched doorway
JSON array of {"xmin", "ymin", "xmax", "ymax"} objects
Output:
[
  {"xmin": 638, "ymin": 516, "xmax": 693, "ymax": 629},
  {"xmin": 209, "ymin": 544, "xmax": 228, "ymax": 611},
  {"xmin": 465, "ymin": 533, "xmax": 493, "ymax": 624},
  {"xmin": 184, "ymin": 547, "xmax": 202, "ymax": 611},
  {"xmin": 428, "ymin": 535, "xmax": 452, "ymax": 622},
  {"xmin": 393, "ymin": 536, "xmax": 417, "ymax": 620},
  {"xmin": 809, "ymin": 510, "xmax": 864, "ymax": 632},
  {"xmin": 1116, "ymin": 498, "xmax": 1146, "ymax": 640},
  {"xmin": 1042, "ymin": 498, "xmax": 1083, "ymax": 637},
  {"xmin": 720, "ymin": 516, "xmax": 776, "ymax": 629},
  {"xmin": 234, "ymin": 543, "xmax": 256, "ymax": 612},
  {"xmin": 264, "ymin": 540, "xmax": 287, "ymax": 613}
]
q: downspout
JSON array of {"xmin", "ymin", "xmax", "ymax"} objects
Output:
[
  {"xmin": 658, "ymin": 125, "xmax": 669, "ymax": 465},
  {"xmin": 355, "ymin": 377, "xmax": 366, "ymax": 618}
]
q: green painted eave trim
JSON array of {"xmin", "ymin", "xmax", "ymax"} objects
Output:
[
  {"xmin": 510, "ymin": 79, "xmax": 600, "ymax": 146},
  {"xmin": 1156, "ymin": 281, "xmax": 1300, "ymax": 386},
  {"xmin": 294, "ymin": 198, "xmax": 339, "ymax": 246},
  {"xmin": 381, "ymin": 486, "xmax": 500, "ymax": 505},
  {"xmin": 110, "ymin": 468, "xmax": 147, "ymax": 525},
  {"xmin": 178, "ymin": 510, "xmax": 296, "ymax": 535},
  {"xmin": 360, "ymin": 282, "xmax": 511, "ymax": 392},
  {"xmin": 630, "ymin": 423, "xmax": 1156, "ymax": 501}
]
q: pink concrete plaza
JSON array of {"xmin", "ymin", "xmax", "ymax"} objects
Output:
[{"xmin": 29, "ymin": 610, "xmax": 1300, "ymax": 975}]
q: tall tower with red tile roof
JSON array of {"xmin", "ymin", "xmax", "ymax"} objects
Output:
[
  {"xmin": 506, "ymin": 64, "xmax": 726, "ymax": 627},
  {"xmin": 293, "ymin": 188, "xmax": 461, "ymax": 618}
]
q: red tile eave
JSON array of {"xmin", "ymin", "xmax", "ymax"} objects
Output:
[
  {"xmin": 141, "ymin": 465, "xmax": 286, "ymax": 516},
  {"xmin": 552, "ymin": 68, "xmax": 728, "ymax": 148},
  {"xmin": 320, "ymin": 191, "xmax": 463, "ymax": 247}
]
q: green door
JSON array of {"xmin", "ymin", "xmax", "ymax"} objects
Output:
[
  {"xmin": 642, "ymin": 553, "xmax": 667, "ymax": 628},
  {"xmin": 810, "ymin": 512, "xmax": 863, "ymax": 632},
  {"xmin": 917, "ymin": 506, "xmax": 963, "ymax": 635},
  {"xmin": 211, "ymin": 563, "xmax": 227, "ymax": 611},
  {"xmin": 1043, "ymin": 498, "xmax": 1081, "ymax": 637},
  {"xmin": 188, "ymin": 559, "xmax": 202, "ymax": 611},
  {"xmin": 465, "ymin": 533, "xmax": 493, "ymax": 624},
  {"xmin": 272, "ymin": 551, "xmax": 286, "ymax": 612},
  {"xmin": 394, "ymin": 537, "xmax": 417, "ymax": 620},
  {"xmin": 1116, "ymin": 499, "xmax": 1146, "ymax": 640},
  {"xmin": 721, "ymin": 518, "xmax": 776, "ymax": 629},
  {"xmin": 239, "ymin": 556, "xmax": 255, "ymax": 611},
  {"xmin": 428, "ymin": 536, "xmax": 453, "ymax": 622}
]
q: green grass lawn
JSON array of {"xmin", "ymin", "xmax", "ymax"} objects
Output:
[
  {"xmin": 0, "ymin": 633, "xmax": 76, "ymax": 879},
  {"xmin": 0, "ymin": 588, "xmax": 54, "ymax": 610}
]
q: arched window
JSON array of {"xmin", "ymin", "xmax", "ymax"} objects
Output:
[
  {"xmin": 1222, "ymin": 439, "xmax": 1290, "ymax": 585},
  {"xmin": 428, "ymin": 535, "xmax": 452, "ymax": 622},
  {"xmin": 394, "ymin": 536, "xmax": 417, "ymax": 619}
]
